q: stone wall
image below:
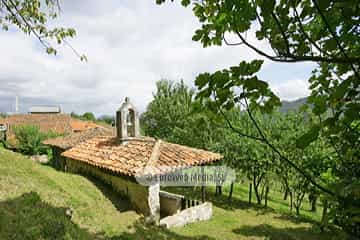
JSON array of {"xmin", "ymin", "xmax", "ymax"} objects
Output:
[
  {"xmin": 159, "ymin": 202, "xmax": 212, "ymax": 228},
  {"xmin": 159, "ymin": 191, "xmax": 183, "ymax": 217},
  {"xmin": 52, "ymin": 146, "xmax": 66, "ymax": 171},
  {"xmin": 148, "ymin": 183, "xmax": 160, "ymax": 223},
  {"xmin": 66, "ymin": 158, "xmax": 159, "ymax": 221}
]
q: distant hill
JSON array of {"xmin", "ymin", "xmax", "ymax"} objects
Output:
[{"xmin": 279, "ymin": 97, "xmax": 308, "ymax": 112}]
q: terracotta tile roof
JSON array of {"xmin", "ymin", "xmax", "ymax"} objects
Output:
[
  {"xmin": 62, "ymin": 137, "xmax": 223, "ymax": 176},
  {"xmin": 43, "ymin": 126, "xmax": 115, "ymax": 150},
  {"xmin": 5, "ymin": 114, "xmax": 72, "ymax": 135},
  {"xmin": 70, "ymin": 119, "xmax": 101, "ymax": 132}
]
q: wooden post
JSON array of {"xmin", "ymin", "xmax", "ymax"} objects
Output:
[
  {"xmin": 181, "ymin": 198, "xmax": 186, "ymax": 209},
  {"xmin": 228, "ymin": 181, "xmax": 234, "ymax": 201},
  {"xmin": 201, "ymin": 166, "xmax": 205, "ymax": 202},
  {"xmin": 201, "ymin": 186, "xmax": 205, "ymax": 202}
]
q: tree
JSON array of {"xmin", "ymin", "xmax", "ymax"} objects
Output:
[
  {"xmin": 82, "ymin": 112, "xmax": 96, "ymax": 122},
  {"xmin": 141, "ymin": 79, "xmax": 195, "ymax": 141},
  {"xmin": 157, "ymin": 0, "xmax": 359, "ymax": 235},
  {"xmin": 97, "ymin": 115, "xmax": 114, "ymax": 126},
  {"xmin": 0, "ymin": 0, "xmax": 85, "ymax": 59},
  {"xmin": 13, "ymin": 124, "xmax": 58, "ymax": 155},
  {"xmin": 70, "ymin": 112, "xmax": 80, "ymax": 119},
  {"xmin": 221, "ymin": 109, "xmax": 275, "ymax": 205}
]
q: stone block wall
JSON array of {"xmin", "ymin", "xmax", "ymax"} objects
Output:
[
  {"xmin": 148, "ymin": 182, "xmax": 160, "ymax": 223},
  {"xmin": 159, "ymin": 191, "xmax": 183, "ymax": 217},
  {"xmin": 66, "ymin": 158, "xmax": 159, "ymax": 221},
  {"xmin": 159, "ymin": 202, "xmax": 212, "ymax": 228}
]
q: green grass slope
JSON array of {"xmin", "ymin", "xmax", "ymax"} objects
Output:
[
  {"xmin": 0, "ymin": 148, "xmax": 139, "ymax": 239},
  {"xmin": 0, "ymin": 148, "xmax": 345, "ymax": 239}
]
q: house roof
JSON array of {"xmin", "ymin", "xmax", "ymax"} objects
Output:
[
  {"xmin": 70, "ymin": 119, "xmax": 101, "ymax": 132},
  {"xmin": 29, "ymin": 106, "xmax": 61, "ymax": 113},
  {"xmin": 43, "ymin": 126, "xmax": 115, "ymax": 150},
  {"xmin": 5, "ymin": 114, "xmax": 72, "ymax": 135},
  {"xmin": 61, "ymin": 136, "xmax": 222, "ymax": 177}
]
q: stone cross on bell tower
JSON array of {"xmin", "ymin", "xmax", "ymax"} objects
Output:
[{"xmin": 116, "ymin": 97, "xmax": 140, "ymax": 139}]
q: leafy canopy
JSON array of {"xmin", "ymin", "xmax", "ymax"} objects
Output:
[
  {"xmin": 0, "ymin": 0, "xmax": 85, "ymax": 60},
  {"xmin": 156, "ymin": 0, "xmax": 359, "ymax": 235}
]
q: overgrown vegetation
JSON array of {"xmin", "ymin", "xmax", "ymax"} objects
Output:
[
  {"xmin": 141, "ymin": 79, "xmax": 354, "ymax": 238},
  {"xmin": 155, "ymin": 0, "xmax": 360, "ymax": 237},
  {"xmin": 13, "ymin": 124, "xmax": 59, "ymax": 155},
  {"xmin": 0, "ymin": 148, "xmax": 345, "ymax": 239}
]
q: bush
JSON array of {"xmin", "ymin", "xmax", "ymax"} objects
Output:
[{"xmin": 13, "ymin": 125, "xmax": 59, "ymax": 155}]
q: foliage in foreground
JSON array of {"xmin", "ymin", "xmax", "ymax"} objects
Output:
[
  {"xmin": 156, "ymin": 0, "xmax": 360, "ymax": 236},
  {"xmin": 0, "ymin": 0, "xmax": 86, "ymax": 59}
]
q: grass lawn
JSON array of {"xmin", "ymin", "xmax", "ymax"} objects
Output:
[{"xmin": 0, "ymin": 148, "xmax": 346, "ymax": 239}]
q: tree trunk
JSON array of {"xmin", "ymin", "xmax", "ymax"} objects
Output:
[
  {"xmin": 264, "ymin": 185, "xmax": 269, "ymax": 208},
  {"xmin": 283, "ymin": 188, "xmax": 289, "ymax": 200},
  {"xmin": 294, "ymin": 192, "xmax": 305, "ymax": 216},
  {"xmin": 228, "ymin": 182, "xmax": 234, "ymax": 201},
  {"xmin": 320, "ymin": 200, "xmax": 328, "ymax": 231},
  {"xmin": 248, "ymin": 183, "xmax": 252, "ymax": 204},
  {"xmin": 289, "ymin": 191, "xmax": 293, "ymax": 212},
  {"xmin": 309, "ymin": 194, "xmax": 317, "ymax": 212},
  {"xmin": 311, "ymin": 199, "xmax": 317, "ymax": 212},
  {"xmin": 253, "ymin": 178, "xmax": 262, "ymax": 205}
]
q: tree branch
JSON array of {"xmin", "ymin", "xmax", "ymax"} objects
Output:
[
  {"xmin": 223, "ymin": 33, "xmax": 243, "ymax": 46},
  {"xmin": 292, "ymin": 1, "xmax": 329, "ymax": 57},
  {"xmin": 219, "ymin": 109, "xmax": 263, "ymax": 142},
  {"xmin": 271, "ymin": 12, "xmax": 291, "ymax": 55},
  {"xmin": 3, "ymin": 0, "xmax": 50, "ymax": 49},
  {"xmin": 312, "ymin": 0, "xmax": 360, "ymax": 79},
  {"xmin": 235, "ymin": 31, "xmax": 360, "ymax": 64}
]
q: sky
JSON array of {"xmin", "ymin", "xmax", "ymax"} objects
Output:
[{"xmin": 0, "ymin": 0, "xmax": 314, "ymax": 116}]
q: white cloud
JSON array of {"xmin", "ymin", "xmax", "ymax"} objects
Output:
[
  {"xmin": 271, "ymin": 79, "xmax": 310, "ymax": 101},
  {"xmin": 0, "ymin": 0, "xmax": 310, "ymax": 115}
]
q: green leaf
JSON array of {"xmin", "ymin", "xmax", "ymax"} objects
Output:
[
  {"xmin": 192, "ymin": 29, "xmax": 203, "ymax": 41},
  {"xmin": 296, "ymin": 125, "xmax": 320, "ymax": 149},
  {"xmin": 181, "ymin": 0, "xmax": 191, "ymax": 7},
  {"xmin": 195, "ymin": 73, "xmax": 210, "ymax": 89},
  {"xmin": 331, "ymin": 80, "xmax": 350, "ymax": 100}
]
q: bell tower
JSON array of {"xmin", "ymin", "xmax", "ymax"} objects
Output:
[{"xmin": 116, "ymin": 97, "xmax": 140, "ymax": 139}]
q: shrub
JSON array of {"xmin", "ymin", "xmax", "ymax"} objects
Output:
[{"xmin": 13, "ymin": 125, "xmax": 59, "ymax": 155}]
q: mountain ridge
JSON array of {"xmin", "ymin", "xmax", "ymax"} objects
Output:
[{"xmin": 280, "ymin": 97, "xmax": 308, "ymax": 112}]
